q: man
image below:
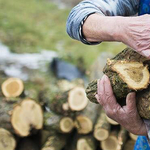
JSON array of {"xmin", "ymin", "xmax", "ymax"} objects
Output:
[{"xmin": 66, "ymin": 0, "xmax": 150, "ymax": 148}]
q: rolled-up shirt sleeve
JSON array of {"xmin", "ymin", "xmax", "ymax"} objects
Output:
[{"xmin": 66, "ymin": 0, "xmax": 139, "ymax": 44}]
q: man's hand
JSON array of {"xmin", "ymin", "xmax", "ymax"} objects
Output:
[
  {"xmin": 95, "ymin": 74, "xmax": 147, "ymax": 135},
  {"xmin": 120, "ymin": 14, "xmax": 150, "ymax": 58}
]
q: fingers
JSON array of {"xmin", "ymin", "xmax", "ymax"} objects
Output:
[
  {"xmin": 97, "ymin": 74, "xmax": 121, "ymax": 118},
  {"xmin": 126, "ymin": 92, "xmax": 136, "ymax": 111}
]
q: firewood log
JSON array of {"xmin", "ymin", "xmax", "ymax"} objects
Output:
[
  {"xmin": 0, "ymin": 98, "xmax": 43, "ymax": 137},
  {"xmin": 41, "ymin": 133, "xmax": 67, "ymax": 150},
  {"xmin": 106, "ymin": 115, "xmax": 119, "ymax": 125},
  {"xmin": 44, "ymin": 111, "xmax": 74, "ymax": 133},
  {"xmin": 40, "ymin": 86, "xmax": 88, "ymax": 116},
  {"xmin": 1, "ymin": 78, "xmax": 24, "ymax": 99},
  {"xmin": 0, "ymin": 128, "xmax": 16, "ymax": 150},
  {"xmin": 117, "ymin": 128, "xmax": 128, "ymax": 150},
  {"xmin": 123, "ymin": 140, "xmax": 135, "ymax": 150},
  {"xmin": 100, "ymin": 131, "xmax": 119, "ymax": 150},
  {"xmin": 93, "ymin": 109, "xmax": 110, "ymax": 141},
  {"xmin": 129, "ymin": 133, "xmax": 138, "ymax": 141},
  {"xmin": 64, "ymin": 133, "xmax": 97, "ymax": 150},
  {"xmin": 74, "ymin": 101, "xmax": 99, "ymax": 134},
  {"xmin": 86, "ymin": 48, "xmax": 150, "ymax": 119}
]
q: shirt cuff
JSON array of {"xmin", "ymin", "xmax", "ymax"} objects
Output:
[{"xmin": 79, "ymin": 13, "xmax": 102, "ymax": 45}]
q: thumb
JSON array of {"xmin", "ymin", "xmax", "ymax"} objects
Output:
[{"xmin": 126, "ymin": 92, "xmax": 136, "ymax": 110}]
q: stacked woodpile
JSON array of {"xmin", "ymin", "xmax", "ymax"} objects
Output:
[{"xmin": 0, "ymin": 74, "xmax": 137, "ymax": 150}]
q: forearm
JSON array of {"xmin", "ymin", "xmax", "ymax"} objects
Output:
[{"xmin": 82, "ymin": 13, "xmax": 126, "ymax": 42}]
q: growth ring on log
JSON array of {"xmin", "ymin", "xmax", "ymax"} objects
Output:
[
  {"xmin": 77, "ymin": 139, "xmax": 93, "ymax": 150},
  {"xmin": 0, "ymin": 128, "xmax": 16, "ymax": 150},
  {"xmin": 75, "ymin": 116, "xmax": 93, "ymax": 134},
  {"xmin": 60, "ymin": 117, "xmax": 74, "ymax": 133},
  {"xmin": 68, "ymin": 87, "xmax": 88, "ymax": 111},
  {"xmin": 11, "ymin": 99, "xmax": 43, "ymax": 137},
  {"xmin": 101, "ymin": 135, "xmax": 118, "ymax": 150},
  {"xmin": 2, "ymin": 78, "xmax": 24, "ymax": 98},
  {"xmin": 111, "ymin": 61, "xmax": 149, "ymax": 90}
]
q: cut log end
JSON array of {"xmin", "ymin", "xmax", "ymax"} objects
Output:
[
  {"xmin": 75, "ymin": 116, "xmax": 93, "ymax": 134},
  {"xmin": 60, "ymin": 117, "xmax": 74, "ymax": 133},
  {"xmin": 2, "ymin": 78, "xmax": 24, "ymax": 98},
  {"xmin": 94, "ymin": 128, "xmax": 109, "ymax": 141},
  {"xmin": 77, "ymin": 139, "xmax": 93, "ymax": 150},
  {"xmin": 68, "ymin": 87, "xmax": 88, "ymax": 111},
  {"xmin": 101, "ymin": 135, "xmax": 118, "ymax": 150},
  {"xmin": 11, "ymin": 99, "xmax": 43, "ymax": 137},
  {"xmin": 112, "ymin": 61, "xmax": 149, "ymax": 90},
  {"xmin": 129, "ymin": 133, "xmax": 138, "ymax": 141},
  {"xmin": 106, "ymin": 116, "xmax": 119, "ymax": 125},
  {"xmin": 0, "ymin": 128, "xmax": 16, "ymax": 150}
]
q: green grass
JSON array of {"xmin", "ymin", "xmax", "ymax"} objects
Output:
[{"xmin": 0, "ymin": 0, "xmax": 126, "ymax": 68}]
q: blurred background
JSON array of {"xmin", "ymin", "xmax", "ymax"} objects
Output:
[{"xmin": 0, "ymin": 1, "xmax": 134, "ymax": 150}]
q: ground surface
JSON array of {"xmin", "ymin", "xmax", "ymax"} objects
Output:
[{"xmin": 0, "ymin": 0, "xmax": 126, "ymax": 69}]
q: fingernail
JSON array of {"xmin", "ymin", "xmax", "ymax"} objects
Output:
[
  {"xmin": 103, "ymin": 74, "xmax": 108, "ymax": 81},
  {"xmin": 142, "ymin": 50, "xmax": 150, "ymax": 58}
]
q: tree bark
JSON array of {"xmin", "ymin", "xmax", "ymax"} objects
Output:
[
  {"xmin": 44, "ymin": 111, "xmax": 74, "ymax": 133},
  {"xmin": 40, "ymin": 86, "xmax": 88, "ymax": 116},
  {"xmin": 41, "ymin": 133, "xmax": 67, "ymax": 150},
  {"xmin": 86, "ymin": 48, "xmax": 150, "ymax": 119},
  {"xmin": 74, "ymin": 101, "xmax": 99, "ymax": 134},
  {"xmin": 94, "ymin": 109, "xmax": 111, "ymax": 141},
  {"xmin": 100, "ymin": 131, "xmax": 119, "ymax": 150}
]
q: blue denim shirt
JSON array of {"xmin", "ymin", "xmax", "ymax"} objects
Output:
[{"xmin": 66, "ymin": 0, "xmax": 139, "ymax": 44}]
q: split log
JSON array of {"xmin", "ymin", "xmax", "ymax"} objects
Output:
[
  {"xmin": 41, "ymin": 133, "xmax": 67, "ymax": 150},
  {"xmin": 101, "ymin": 131, "xmax": 119, "ymax": 150},
  {"xmin": 0, "ymin": 98, "xmax": 43, "ymax": 137},
  {"xmin": 0, "ymin": 128, "xmax": 16, "ymax": 150},
  {"xmin": 94, "ymin": 109, "xmax": 111, "ymax": 141},
  {"xmin": 117, "ymin": 128, "xmax": 128, "ymax": 150},
  {"xmin": 1, "ymin": 78, "xmax": 24, "ymax": 98},
  {"xmin": 16, "ymin": 137, "xmax": 40, "ymax": 150},
  {"xmin": 44, "ymin": 111, "xmax": 74, "ymax": 133},
  {"xmin": 74, "ymin": 101, "xmax": 99, "ymax": 134},
  {"xmin": 129, "ymin": 133, "xmax": 138, "ymax": 141},
  {"xmin": 40, "ymin": 86, "xmax": 88, "ymax": 116},
  {"xmin": 106, "ymin": 115, "xmax": 119, "ymax": 125}
]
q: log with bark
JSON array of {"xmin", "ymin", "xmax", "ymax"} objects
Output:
[
  {"xmin": 0, "ymin": 128, "xmax": 16, "ymax": 150},
  {"xmin": 74, "ymin": 101, "xmax": 99, "ymax": 134},
  {"xmin": 117, "ymin": 128, "xmax": 128, "ymax": 150},
  {"xmin": 41, "ymin": 133, "xmax": 67, "ymax": 150},
  {"xmin": 86, "ymin": 48, "xmax": 150, "ymax": 119},
  {"xmin": 44, "ymin": 111, "xmax": 74, "ymax": 133},
  {"xmin": 64, "ymin": 133, "xmax": 97, "ymax": 150},
  {"xmin": 100, "ymin": 131, "xmax": 119, "ymax": 150},
  {"xmin": 93, "ymin": 109, "xmax": 110, "ymax": 141},
  {"xmin": 0, "ymin": 98, "xmax": 43, "ymax": 137},
  {"xmin": 123, "ymin": 140, "xmax": 135, "ymax": 150},
  {"xmin": 40, "ymin": 86, "xmax": 88, "ymax": 116}
]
